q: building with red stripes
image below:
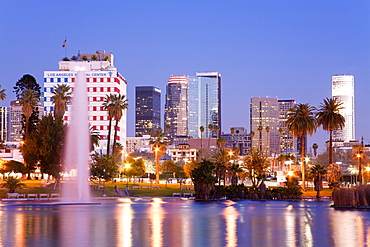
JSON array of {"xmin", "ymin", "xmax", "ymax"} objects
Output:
[{"xmin": 43, "ymin": 51, "xmax": 128, "ymax": 155}]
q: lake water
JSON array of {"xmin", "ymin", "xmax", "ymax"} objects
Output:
[{"xmin": 0, "ymin": 198, "xmax": 369, "ymax": 247}]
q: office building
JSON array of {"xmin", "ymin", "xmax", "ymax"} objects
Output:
[
  {"xmin": 250, "ymin": 97, "xmax": 279, "ymax": 156},
  {"xmin": 165, "ymin": 72, "xmax": 221, "ymax": 140},
  {"xmin": 332, "ymin": 75, "xmax": 355, "ymax": 142},
  {"xmin": 0, "ymin": 107, "xmax": 8, "ymax": 142},
  {"xmin": 164, "ymin": 76, "xmax": 189, "ymax": 138},
  {"xmin": 43, "ymin": 51, "xmax": 128, "ymax": 154},
  {"xmin": 135, "ymin": 86, "xmax": 161, "ymax": 137},
  {"xmin": 278, "ymin": 99, "xmax": 296, "ymax": 154},
  {"xmin": 8, "ymin": 100, "xmax": 23, "ymax": 142}
]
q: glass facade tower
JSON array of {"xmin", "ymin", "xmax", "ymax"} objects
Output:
[
  {"xmin": 135, "ymin": 86, "xmax": 161, "ymax": 137},
  {"xmin": 332, "ymin": 75, "xmax": 355, "ymax": 142}
]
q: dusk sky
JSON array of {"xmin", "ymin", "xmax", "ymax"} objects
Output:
[{"xmin": 1, "ymin": 1, "xmax": 369, "ymax": 153}]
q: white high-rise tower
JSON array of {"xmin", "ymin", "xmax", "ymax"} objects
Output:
[{"xmin": 332, "ymin": 75, "xmax": 354, "ymax": 142}]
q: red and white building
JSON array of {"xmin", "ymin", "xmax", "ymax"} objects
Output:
[{"xmin": 43, "ymin": 51, "xmax": 128, "ymax": 155}]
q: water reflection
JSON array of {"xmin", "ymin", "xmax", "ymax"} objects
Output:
[{"xmin": 1, "ymin": 200, "xmax": 370, "ymax": 246}]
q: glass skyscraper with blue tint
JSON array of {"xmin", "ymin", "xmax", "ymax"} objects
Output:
[
  {"xmin": 188, "ymin": 72, "xmax": 221, "ymax": 139},
  {"xmin": 165, "ymin": 72, "xmax": 221, "ymax": 140}
]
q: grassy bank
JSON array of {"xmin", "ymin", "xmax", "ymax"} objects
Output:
[{"xmin": 0, "ymin": 180, "xmax": 333, "ymax": 199}]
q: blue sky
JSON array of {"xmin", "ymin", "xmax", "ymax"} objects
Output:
[{"xmin": 0, "ymin": 1, "xmax": 369, "ymax": 153}]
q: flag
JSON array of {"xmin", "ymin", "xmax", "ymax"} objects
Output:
[{"xmin": 62, "ymin": 39, "xmax": 67, "ymax": 47}]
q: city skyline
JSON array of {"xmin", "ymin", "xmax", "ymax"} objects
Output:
[{"xmin": 0, "ymin": 1, "xmax": 369, "ymax": 153}]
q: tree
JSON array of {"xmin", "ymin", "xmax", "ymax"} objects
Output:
[
  {"xmin": 125, "ymin": 157, "xmax": 146, "ymax": 179},
  {"xmin": 312, "ymin": 143, "xmax": 319, "ymax": 157},
  {"xmin": 230, "ymin": 127, "xmax": 235, "ymax": 134},
  {"xmin": 208, "ymin": 124, "xmax": 213, "ymax": 148},
  {"xmin": 91, "ymin": 55, "xmax": 98, "ymax": 61},
  {"xmin": 243, "ymin": 148, "xmax": 269, "ymax": 188},
  {"xmin": 2, "ymin": 177, "xmax": 25, "ymax": 193},
  {"xmin": 149, "ymin": 128, "xmax": 169, "ymax": 183},
  {"xmin": 102, "ymin": 94, "xmax": 115, "ymax": 155},
  {"xmin": 19, "ymin": 89, "xmax": 39, "ymax": 138},
  {"xmin": 110, "ymin": 94, "xmax": 128, "ymax": 155},
  {"xmin": 214, "ymin": 125, "xmax": 220, "ymax": 138},
  {"xmin": 199, "ymin": 126, "xmax": 205, "ymax": 149},
  {"xmin": 250, "ymin": 131, "xmax": 255, "ymax": 149},
  {"xmin": 71, "ymin": 55, "xmax": 78, "ymax": 61},
  {"xmin": 327, "ymin": 163, "xmax": 343, "ymax": 183},
  {"xmin": 14, "ymin": 74, "xmax": 41, "ymax": 136},
  {"xmin": 20, "ymin": 131, "xmax": 39, "ymax": 179},
  {"xmin": 90, "ymin": 154, "xmax": 118, "ymax": 183},
  {"xmin": 257, "ymin": 125, "xmax": 263, "ymax": 152},
  {"xmin": 0, "ymin": 85, "xmax": 6, "ymax": 101},
  {"xmin": 1, "ymin": 160, "xmax": 27, "ymax": 174},
  {"xmin": 265, "ymin": 126, "xmax": 270, "ymax": 154},
  {"xmin": 309, "ymin": 164, "xmax": 327, "ymax": 198},
  {"xmin": 51, "ymin": 84, "xmax": 72, "ymax": 119},
  {"xmin": 36, "ymin": 115, "xmax": 65, "ymax": 181},
  {"xmin": 183, "ymin": 160, "xmax": 198, "ymax": 178},
  {"xmin": 90, "ymin": 126, "xmax": 100, "ymax": 152},
  {"xmin": 191, "ymin": 160, "xmax": 217, "ymax": 200},
  {"xmin": 316, "ymin": 97, "xmax": 345, "ymax": 165},
  {"xmin": 286, "ymin": 103, "xmax": 317, "ymax": 191}
]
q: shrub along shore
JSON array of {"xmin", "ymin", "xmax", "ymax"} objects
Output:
[{"xmin": 0, "ymin": 180, "xmax": 334, "ymax": 199}]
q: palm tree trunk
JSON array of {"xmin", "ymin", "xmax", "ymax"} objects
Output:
[
  {"xmin": 107, "ymin": 118, "xmax": 112, "ymax": 155},
  {"xmin": 301, "ymin": 135, "xmax": 306, "ymax": 192},
  {"xmin": 112, "ymin": 119, "xmax": 119, "ymax": 155},
  {"xmin": 329, "ymin": 130, "xmax": 333, "ymax": 165}
]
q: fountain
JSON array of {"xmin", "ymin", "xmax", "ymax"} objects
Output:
[{"xmin": 62, "ymin": 70, "xmax": 91, "ymax": 203}]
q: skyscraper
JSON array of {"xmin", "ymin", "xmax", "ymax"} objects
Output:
[
  {"xmin": 165, "ymin": 72, "xmax": 221, "ymax": 140},
  {"xmin": 278, "ymin": 99, "xmax": 296, "ymax": 154},
  {"xmin": 0, "ymin": 107, "xmax": 8, "ymax": 142},
  {"xmin": 43, "ymin": 51, "xmax": 127, "ymax": 154},
  {"xmin": 8, "ymin": 100, "xmax": 23, "ymax": 142},
  {"xmin": 164, "ymin": 76, "xmax": 188, "ymax": 138},
  {"xmin": 189, "ymin": 72, "xmax": 221, "ymax": 139},
  {"xmin": 135, "ymin": 86, "xmax": 161, "ymax": 137},
  {"xmin": 250, "ymin": 97, "xmax": 279, "ymax": 156},
  {"xmin": 332, "ymin": 75, "xmax": 355, "ymax": 142}
]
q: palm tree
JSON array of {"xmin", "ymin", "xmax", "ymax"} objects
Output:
[
  {"xmin": 90, "ymin": 126, "xmax": 100, "ymax": 152},
  {"xmin": 265, "ymin": 126, "xmax": 270, "ymax": 155},
  {"xmin": 102, "ymin": 94, "xmax": 115, "ymax": 155},
  {"xmin": 1, "ymin": 176, "xmax": 25, "ymax": 193},
  {"xmin": 312, "ymin": 143, "xmax": 318, "ymax": 157},
  {"xmin": 51, "ymin": 84, "xmax": 72, "ymax": 119},
  {"xmin": 286, "ymin": 103, "xmax": 317, "ymax": 191},
  {"xmin": 257, "ymin": 125, "xmax": 263, "ymax": 152},
  {"xmin": 250, "ymin": 131, "xmax": 255, "ymax": 151},
  {"xmin": 149, "ymin": 128, "xmax": 169, "ymax": 184},
  {"xmin": 19, "ymin": 89, "xmax": 39, "ymax": 138},
  {"xmin": 278, "ymin": 127, "xmax": 284, "ymax": 153},
  {"xmin": 208, "ymin": 124, "xmax": 213, "ymax": 148},
  {"xmin": 0, "ymin": 85, "xmax": 6, "ymax": 101},
  {"xmin": 316, "ymin": 97, "xmax": 345, "ymax": 165},
  {"xmin": 214, "ymin": 125, "xmax": 220, "ymax": 138},
  {"xmin": 230, "ymin": 127, "xmax": 235, "ymax": 135},
  {"xmin": 110, "ymin": 94, "xmax": 128, "ymax": 155},
  {"xmin": 309, "ymin": 164, "xmax": 327, "ymax": 198},
  {"xmin": 199, "ymin": 126, "xmax": 205, "ymax": 148}
]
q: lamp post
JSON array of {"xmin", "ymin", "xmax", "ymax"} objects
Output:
[{"xmin": 155, "ymin": 147, "xmax": 160, "ymax": 184}]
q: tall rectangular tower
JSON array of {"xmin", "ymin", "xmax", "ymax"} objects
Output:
[
  {"xmin": 135, "ymin": 86, "xmax": 161, "ymax": 137},
  {"xmin": 278, "ymin": 99, "xmax": 296, "ymax": 154},
  {"xmin": 332, "ymin": 75, "xmax": 354, "ymax": 142},
  {"xmin": 43, "ymin": 51, "xmax": 127, "ymax": 155},
  {"xmin": 189, "ymin": 72, "xmax": 221, "ymax": 139},
  {"xmin": 8, "ymin": 100, "xmax": 23, "ymax": 142},
  {"xmin": 250, "ymin": 97, "xmax": 279, "ymax": 156},
  {"xmin": 0, "ymin": 107, "xmax": 8, "ymax": 142},
  {"xmin": 164, "ymin": 76, "xmax": 188, "ymax": 138}
]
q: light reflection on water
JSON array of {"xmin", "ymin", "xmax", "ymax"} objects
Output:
[{"xmin": 0, "ymin": 199, "xmax": 370, "ymax": 246}]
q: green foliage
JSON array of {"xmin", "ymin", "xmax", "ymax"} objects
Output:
[
  {"xmin": 62, "ymin": 57, "xmax": 70, "ymax": 61},
  {"xmin": 13, "ymin": 74, "xmax": 41, "ymax": 136},
  {"xmin": 82, "ymin": 55, "xmax": 88, "ymax": 61},
  {"xmin": 243, "ymin": 148, "xmax": 269, "ymax": 188},
  {"xmin": 71, "ymin": 55, "xmax": 78, "ymax": 61},
  {"xmin": 161, "ymin": 160, "xmax": 182, "ymax": 175},
  {"xmin": 125, "ymin": 157, "xmax": 146, "ymax": 178},
  {"xmin": 1, "ymin": 160, "xmax": 27, "ymax": 174},
  {"xmin": 2, "ymin": 176, "xmax": 26, "ymax": 193},
  {"xmin": 91, "ymin": 55, "xmax": 98, "ymax": 61},
  {"xmin": 90, "ymin": 154, "xmax": 118, "ymax": 182},
  {"xmin": 20, "ymin": 132, "xmax": 39, "ymax": 175},
  {"xmin": 191, "ymin": 160, "xmax": 217, "ymax": 199}
]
